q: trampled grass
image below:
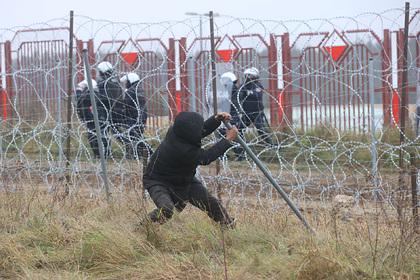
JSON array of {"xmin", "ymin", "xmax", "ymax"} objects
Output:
[{"xmin": 0, "ymin": 190, "xmax": 419, "ymax": 279}]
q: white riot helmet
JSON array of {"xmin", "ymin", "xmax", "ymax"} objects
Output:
[
  {"xmin": 77, "ymin": 79, "xmax": 97, "ymax": 91},
  {"xmin": 120, "ymin": 72, "xmax": 140, "ymax": 88},
  {"xmin": 244, "ymin": 67, "xmax": 259, "ymax": 80},
  {"xmin": 97, "ymin": 61, "xmax": 113, "ymax": 75},
  {"xmin": 220, "ymin": 72, "xmax": 237, "ymax": 83}
]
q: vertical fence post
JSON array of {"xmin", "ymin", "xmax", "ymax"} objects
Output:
[
  {"xmin": 87, "ymin": 39, "xmax": 96, "ymax": 80},
  {"xmin": 281, "ymin": 33, "xmax": 292, "ymax": 129},
  {"xmin": 82, "ymin": 49, "xmax": 111, "ymax": 202},
  {"xmin": 268, "ymin": 33, "xmax": 279, "ymax": 127},
  {"xmin": 399, "ymin": 2, "xmax": 410, "ymax": 171},
  {"xmin": 4, "ymin": 41, "xmax": 13, "ymax": 122},
  {"xmin": 167, "ymin": 38, "xmax": 177, "ymax": 120},
  {"xmin": 396, "ymin": 2, "xmax": 410, "ymax": 219},
  {"xmin": 0, "ymin": 70, "xmax": 6, "ymax": 121},
  {"xmin": 56, "ymin": 60, "xmax": 64, "ymax": 169},
  {"xmin": 76, "ymin": 40, "xmax": 84, "ymax": 83},
  {"xmin": 400, "ymin": 2, "xmax": 410, "ymax": 171},
  {"xmin": 382, "ymin": 29, "xmax": 392, "ymax": 127},
  {"xmin": 64, "ymin": 10, "xmax": 75, "ymax": 194},
  {"xmin": 179, "ymin": 37, "xmax": 189, "ymax": 111},
  {"xmin": 209, "ymin": 11, "xmax": 222, "ymax": 200},
  {"xmin": 369, "ymin": 57, "xmax": 378, "ymax": 187}
]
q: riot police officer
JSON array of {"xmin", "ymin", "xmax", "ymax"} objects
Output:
[
  {"xmin": 236, "ymin": 67, "xmax": 273, "ymax": 159},
  {"xmin": 120, "ymin": 72, "xmax": 153, "ymax": 159},
  {"xmin": 75, "ymin": 79, "xmax": 101, "ymax": 158},
  {"xmin": 96, "ymin": 61, "xmax": 124, "ymax": 158}
]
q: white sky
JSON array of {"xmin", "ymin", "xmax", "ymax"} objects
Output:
[{"xmin": 0, "ymin": 0, "xmax": 413, "ymax": 28}]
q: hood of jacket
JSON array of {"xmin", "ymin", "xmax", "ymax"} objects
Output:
[{"xmin": 172, "ymin": 112, "xmax": 204, "ymax": 147}]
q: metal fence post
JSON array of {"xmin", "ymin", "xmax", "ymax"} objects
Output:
[
  {"xmin": 208, "ymin": 11, "xmax": 222, "ymax": 200},
  {"xmin": 281, "ymin": 33, "xmax": 292, "ymax": 129},
  {"xmin": 167, "ymin": 38, "xmax": 177, "ymax": 119},
  {"xmin": 82, "ymin": 49, "xmax": 111, "ymax": 202},
  {"xmin": 369, "ymin": 57, "xmax": 378, "ymax": 187},
  {"xmin": 399, "ymin": 2, "xmax": 410, "ymax": 170},
  {"xmin": 179, "ymin": 37, "xmax": 189, "ymax": 111},
  {"xmin": 56, "ymin": 60, "xmax": 64, "ymax": 169},
  {"xmin": 65, "ymin": 10, "xmax": 75, "ymax": 190},
  {"xmin": 4, "ymin": 41, "xmax": 13, "ymax": 122},
  {"xmin": 268, "ymin": 33, "xmax": 279, "ymax": 127},
  {"xmin": 381, "ymin": 29, "xmax": 392, "ymax": 127}
]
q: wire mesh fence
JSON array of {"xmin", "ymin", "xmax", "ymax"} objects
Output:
[{"xmin": 0, "ymin": 8, "xmax": 418, "ymax": 211}]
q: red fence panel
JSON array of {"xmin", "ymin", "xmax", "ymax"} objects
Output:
[
  {"xmin": 5, "ymin": 41, "xmax": 13, "ymax": 121},
  {"xmin": 3, "ymin": 28, "xmax": 77, "ymax": 124},
  {"xmin": 286, "ymin": 29, "xmax": 385, "ymax": 132}
]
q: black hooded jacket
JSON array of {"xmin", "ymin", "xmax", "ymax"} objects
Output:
[{"xmin": 144, "ymin": 112, "xmax": 232, "ymax": 187}]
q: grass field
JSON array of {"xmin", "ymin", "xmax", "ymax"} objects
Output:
[{"xmin": 0, "ymin": 189, "xmax": 419, "ymax": 280}]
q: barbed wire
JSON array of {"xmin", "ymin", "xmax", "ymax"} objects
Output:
[{"xmin": 0, "ymin": 8, "xmax": 419, "ymax": 209}]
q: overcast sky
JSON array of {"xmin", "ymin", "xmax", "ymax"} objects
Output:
[{"xmin": 0, "ymin": 0, "xmax": 414, "ymax": 28}]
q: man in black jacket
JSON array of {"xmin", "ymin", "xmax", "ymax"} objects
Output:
[
  {"xmin": 143, "ymin": 111, "xmax": 238, "ymax": 227},
  {"xmin": 96, "ymin": 61, "xmax": 124, "ymax": 158}
]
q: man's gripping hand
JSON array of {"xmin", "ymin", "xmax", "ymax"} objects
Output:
[{"xmin": 215, "ymin": 112, "xmax": 232, "ymax": 122}]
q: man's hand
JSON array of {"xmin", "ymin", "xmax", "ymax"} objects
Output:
[
  {"xmin": 225, "ymin": 126, "xmax": 238, "ymax": 141},
  {"xmin": 215, "ymin": 112, "xmax": 231, "ymax": 122}
]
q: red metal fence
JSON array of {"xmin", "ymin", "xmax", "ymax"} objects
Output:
[{"xmin": 1, "ymin": 20, "xmax": 419, "ymax": 132}]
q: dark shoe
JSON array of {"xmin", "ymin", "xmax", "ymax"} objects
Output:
[
  {"xmin": 220, "ymin": 218, "xmax": 236, "ymax": 230},
  {"xmin": 134, "ymin": 216, "xmax": 154, "ymax": 231}
]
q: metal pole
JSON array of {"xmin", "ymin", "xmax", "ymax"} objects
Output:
[
  {"xmin": 369, "ymin": 58, "xmax": 378, "ymax": 186},
  {"xmin": 198, "ymin": 15, "xmax": 203, "ymax": 114},
  {"xmin": 56, "ymin": 61, "xmax": 64, "ymax": 168},
  {"xmin": 399, "ymin": 2, "xmax": 410, "ymax": 169},
  {"xmin": 199, "ymin": 15, "xmax": 203, "ymax": 54},
  {"xmin": 65, "ymin": 10, "xmax": 74, "ymax": 190},
  {"xmin": 209, "ymin": 11, "xmax": 222, "ymax": 199},
  {"xmin": 82, "ymin": 49, "xmax": 111, "ymax": 202},
  {"xmin": 224, "ymin": 121, "xmax": 314, "ymax": 233},
  {"xmin": 209, "ymin": 11, "xmax": 218, "ymax": 120}
]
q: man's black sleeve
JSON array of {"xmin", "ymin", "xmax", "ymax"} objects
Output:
[
  {"xmin": 198, "ymin": 138, "xmax": 232, "ymax": 165},
  {"xmin": 201, "ymin": 116, "xmax": 222, "ymax": 138}
]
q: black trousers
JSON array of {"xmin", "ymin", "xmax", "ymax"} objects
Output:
[
  {"xmin": 85, "ymin": 119, "xmax": 109, "ymax": 158},
  {"xmin": 125, "ymin": 123, "xmax": 153, "ymax": 159},
  {"xmin": 144, "ymin": 178, "xmax": 233, "ymax": 225}
]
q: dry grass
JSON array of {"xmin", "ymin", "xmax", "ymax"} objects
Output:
[{"xmin": 0, "ymin": 189, "xmax": 419, "ymax": 280}]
